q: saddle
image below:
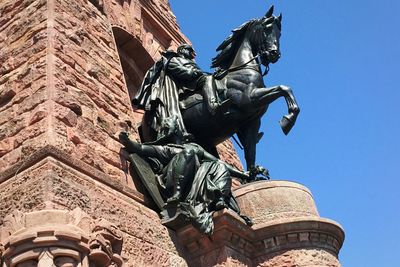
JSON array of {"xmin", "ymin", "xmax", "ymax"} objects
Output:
[{"xmin": 179, "ymin": 76, "xmax": 227, "ymax": 111}]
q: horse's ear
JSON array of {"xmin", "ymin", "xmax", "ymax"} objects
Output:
[
  {"xmin": 278, "ymin": 13, "xmax": 282, "ymax": 22},
  {"xmin": 265, "ymin": 5, "xmax": 274, "ymax": 18}
]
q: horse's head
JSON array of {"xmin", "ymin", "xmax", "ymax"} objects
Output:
[
  {"xmin": 249, "ymin": 6, "xmax": 282, "ymax": 65},
  {"xmin": 212, "ymin": 6, "xmax": 283, "ymax": 70}
]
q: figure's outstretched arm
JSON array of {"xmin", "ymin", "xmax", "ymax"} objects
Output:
[
  {"xmin": 202, "ymin": 150, "xmax": 249, "ymax": 180},
  {"xmin": 223, "ymin": 162, "xmax": 250, "ymax": 180},
  {"xmin": 119, "ymin": 132, "xmax": 161, "ymax": 158},
  {"xmin": 201, "ymin": 150, "xmax": 218, "ymax": 161}
]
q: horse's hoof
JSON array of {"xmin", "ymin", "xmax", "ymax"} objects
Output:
[{"xmin": 280, "ymin": 113, "xmax": 297, "ymax": 135}]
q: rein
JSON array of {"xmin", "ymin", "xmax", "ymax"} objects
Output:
[{"xmin": 214, "ymin": 53, "xmax": 270, "ymax": 79}]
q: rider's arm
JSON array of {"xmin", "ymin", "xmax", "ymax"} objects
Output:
[{"xmin": 168, "ymin": 57, "xmax": 202, "ymax": 81}]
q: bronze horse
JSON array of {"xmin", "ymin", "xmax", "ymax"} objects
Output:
[{"xmin": 144, "ymin": 6, "xmax": 300, "ymax": 179}]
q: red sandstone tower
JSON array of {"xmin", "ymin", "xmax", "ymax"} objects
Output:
[{"xmin": 0, "ymin": 0, "xmax": 344, "ymax": 266}]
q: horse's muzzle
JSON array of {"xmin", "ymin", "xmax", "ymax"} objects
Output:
[
  {"xmin": 269, "ymin": 50, "xmax": 281, "ymax": 63},
  {"xmin": 260, "ymin": 50, "xmax": 280, "ymax": 65}
]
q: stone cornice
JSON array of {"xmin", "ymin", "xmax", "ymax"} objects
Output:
[
  {"xmin": 139, "ymin": 0, "xmax": 188, "ymax": 44},
  {"xmin": 0, "ymin": 145, "xmax": 148, "ymax": 207}
]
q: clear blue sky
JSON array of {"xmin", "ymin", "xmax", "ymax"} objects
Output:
[{"xmin": 170, "ymin": 1, "xmax": 400, "ymax": 266}]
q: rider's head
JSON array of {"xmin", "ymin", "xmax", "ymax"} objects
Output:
[{"xmin": 177, "ymin": 44, "xmax": 196, "ymax": 60}]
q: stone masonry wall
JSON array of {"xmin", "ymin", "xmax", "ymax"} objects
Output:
[
  {"xmin": 0, "ymin": 0, "xmax": 48, "ymax": 172},
  {"xmin": 50, "ymin": 0, "xmax": 135, "ymax": 185},
  {"xmin": 0, "ymin": 0, "xmax": 133, "ymax": 184},
  {"xmin": 255, "ymin": 249, "xmax": 341, "ymax": 267},
  {"xmin": 0, "ymin": 0, "xmax": 242, "ymax": 189},
  {"xmin": 0, "ymin": 0, "xmax": 158, "ymax": 194}
]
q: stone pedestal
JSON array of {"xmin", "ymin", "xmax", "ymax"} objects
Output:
[{"xmin": 177, "ymin": 181, "xmax": 344, "ymax": 266}]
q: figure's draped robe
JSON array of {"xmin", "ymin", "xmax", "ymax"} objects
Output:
[{"xmin": 149, "ymin": 143, "xmax": 239, "ymax": 235}]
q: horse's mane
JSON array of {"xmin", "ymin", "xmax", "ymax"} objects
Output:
[{"xmin": 211, "ymin": 19, "xmax": 257, "ymax": 70}]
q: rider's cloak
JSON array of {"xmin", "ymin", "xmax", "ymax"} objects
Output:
[{"xmin": 132, "ymin": 50, "xmax": 200, "ymax": 136}]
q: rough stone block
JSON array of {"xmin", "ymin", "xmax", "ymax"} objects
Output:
[{"xmin": 0, "ymin": 87, "xmax": 16, "ymax": 106}]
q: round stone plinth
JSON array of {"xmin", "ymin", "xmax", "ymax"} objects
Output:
[
  {"xmin": 178, "ymin": 180, "xmax": 344, "ymax": 266},
  {"xmin": 234, "ymin": 180, "xmax": 319, "ymax": 224}
]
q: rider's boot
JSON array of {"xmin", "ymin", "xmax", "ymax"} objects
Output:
[
  {"xmin": 166, "ymin": 185, "xmax": 181, "ymax": 206},
  {"xmin": 166, "ymin": 176, "xmax": 182, "ymax": 206},
  {"xmin": 214, "ymin": 196, "xmax": 227, "ymax": 210}
]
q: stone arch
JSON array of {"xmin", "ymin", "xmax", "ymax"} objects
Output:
[{"xmin": 112, "ymin": 26, "xmax": 154, "ymax": 102}]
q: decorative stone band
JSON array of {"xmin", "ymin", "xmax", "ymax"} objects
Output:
[
  {"xmin": 0, "ymin": 146, "xmax": 146, "ymax": 207},
  {"xmin": 252, "ymin": 216, "xmax": 344, "ymax": 256}
]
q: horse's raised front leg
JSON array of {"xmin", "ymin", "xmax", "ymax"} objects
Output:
[{"xmin": 249, "ymin": 85, "xmax": 300, "ymax": 135}]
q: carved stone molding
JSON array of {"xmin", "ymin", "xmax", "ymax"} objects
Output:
[
  {"xmin": 0, "ymin": 209, "xmax": 124, "ymax": 267},
  {"xmin": 96, "ymin": 0, "xmax": 187, "ymax": 57},
  {"xmin": 0, "ymin": 209, "xmax": 90, "ymax": 266},
  {"xmin": 88, "ymin": 219, "xmax": 124, "ymax": 267},
  {"xmin": 88, "ymin": 0, "xmax": 105, "ymax": 14}
]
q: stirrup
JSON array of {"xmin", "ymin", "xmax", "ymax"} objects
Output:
[
  {"xmin": 207, "ymin": 99, "xmax": 231, "ymax": 115},
  {"xmin": 219, "ymin": 99, "xmax": 232, "ymax": 114}
]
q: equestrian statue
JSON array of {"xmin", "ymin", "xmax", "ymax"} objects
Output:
[
  {"xmin": 132, "ymin": 6, "xmax": 299, "ymax": 179},
  {"xmin": 120, "ymin": 6, "xmax": 300, "ymax": 235}
]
